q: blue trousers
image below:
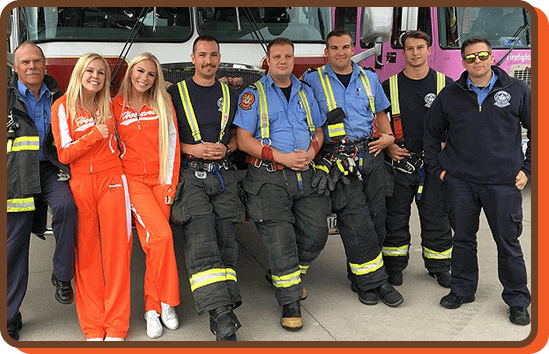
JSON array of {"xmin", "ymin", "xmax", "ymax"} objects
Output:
[
  {"xmin": 443, "ymin": 174, "xmax": 530, "ymax": 307},
  {"xmin": 7, "ymin": 161, "xmax": 77, "ymax": 325}
]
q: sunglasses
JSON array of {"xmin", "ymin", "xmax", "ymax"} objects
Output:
[{"xmin": 463, "ymin": 51, "xmax": 492, "ymax": 64}]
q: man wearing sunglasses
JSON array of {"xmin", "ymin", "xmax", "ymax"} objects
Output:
[{"xmin": 424, "ymin": 36, "xmax": 531, "ymax": 326}]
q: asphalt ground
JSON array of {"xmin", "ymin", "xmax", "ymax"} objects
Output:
[{"xmin": 2, "ymin": 184, "xmax": 533, "ymax": 349}]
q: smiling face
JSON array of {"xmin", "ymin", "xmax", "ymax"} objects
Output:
[
  {"xmin": 14, "ymin": 43, "xmax": 46, "ymax": 92},
  {"xmin": 403, "ymin": 37, "xmax": 431, "ymax": 69},
  {"xmin": 81, "ymin": 58, "xmax": 107, "ymax": 95},
  {"xmin": 192, "ymin": 40, "xmax": 220, "ymax": 81},
  {"xmin": 130, "ymin": 59, "xmax": 157, "ymax": 95},
  {"xmin": 325, "ymin": 34, "xmax": 354, "ymax": 74}
]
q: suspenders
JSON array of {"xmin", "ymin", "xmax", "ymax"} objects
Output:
[
  {"xmin": 177, "ymin": 80, "xmax": 231, "ymax": 143},
  {"xmin": 252, "ymin": 80, "xmax": 316, "ymax": 143},
  {"xmin": 388, "ymin": 71, "xmax": 446, "ymax": 142}
]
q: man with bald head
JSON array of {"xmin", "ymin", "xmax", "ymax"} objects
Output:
[{"xmin": 7, "ymin": 42, "xmax": 77, "ymax": 340}]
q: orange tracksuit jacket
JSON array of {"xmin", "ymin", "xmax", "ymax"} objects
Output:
[
  {"xmin": 112, "ymin": 95, "xmax": 180, "ymax": 314},
  {"xmin": 51, "ymin": 95, "xmax": 132, "ymax": 339}
]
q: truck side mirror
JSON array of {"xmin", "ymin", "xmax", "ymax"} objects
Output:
[{"xmin": 360, "ymin": 7, "xmax": 393, "ymax": 46}]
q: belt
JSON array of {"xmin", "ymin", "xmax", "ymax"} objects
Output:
[
  {"xmin": 183, "ymin": 158, "xmax": 231, "ymax": 172},
  {"xmin": 246, "ymin": 155, "xmax": 285, "ymax": 172}
]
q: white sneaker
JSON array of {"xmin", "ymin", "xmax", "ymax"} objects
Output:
[
  {"xmin": 145, "ymin": 310, "xmax": 163, "ymax": 339},
  {"xmin": 160, "ymin": 302, "xmax": 179, "ymax": 330},
  {"xmin": 104, "ymin": 337, "xmax": 124, "ymax": 341},
  {"xmin": 86, "ymin": 338, "xmax": 103, "ymax": 341}
]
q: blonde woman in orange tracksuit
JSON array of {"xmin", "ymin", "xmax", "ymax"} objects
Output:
[
  {"xmin": 111, "ymin": 52, "xmax": 181, "ymax": 339},
  {"xmin": 51, "ymin": 53, "xmax": 132, "ymax": 341}
]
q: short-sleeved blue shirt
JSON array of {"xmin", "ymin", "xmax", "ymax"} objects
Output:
[
  {"xmin": 233, "ymin": 73, "xmax": 325, "ymax": 154},
  {"xmin": 302, "ymin": 62, "xmax": 390, "ymax": 142},
  {"xmin": 17, "ymin": 80, "xmax": 51, "ymax": 160}
]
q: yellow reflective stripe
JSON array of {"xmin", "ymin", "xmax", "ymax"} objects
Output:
[
  {"xmin": 328, "ymin": 123, "xmax": 346, "ymax": 138},
  {"xmin": 7, "ymin": 197, "xmax": 35, "ymax": 212},
  {"xmin": 299, "ymin": 264, "xmax": 309, "ymax": 275},
  {"xmin": 178, "ymin": 81, "xmax": 202, "ymax": 142},
  {"xmin": 436, "ymin": 71, "xmax": 446, "ymax": 95},
  {"xmin": 254, "ymin": 81, "xmax": 270, "ymax": 140},
  {"xmin": 423, "ymin": 246, "xmax": 452, "ymax": 260},
  {"xmin": 271, "ymin": 270, "xmax": 301, "ymax": 288},
  {"xmin": 11, "ymin": 136, "xmax": 40, "ymax": 152},
  {"xmin": 189, "ymin": 268, "xmax": 237, "ymax": 292},
  {"xmin": 297, "ymin": 89, "xmax": 315, "ymax": 134},
  {"xmin": 382, "ymin": 244, "xmax": 410, "ymax": 257},
  {"xmin": 318, "ymin": 66, "xmax": 337, "ymax": 111},
  {"xmin": 313, "ymin": 163, "xmax": 329, "ymax": 174},
  {"xmin": 359, "ymin": 68, "xmax": 376, "ymax": 115},
  {"xmin": 218, "ymin": 82, "xmax": 231, "ymax": 142},
  {"xmin": 389, "ymin": 74, "xmax": 400, "ymax": 116},
  {"xmin": 349, "ymin": 252, "xmax": 384, "ymax": 275}
]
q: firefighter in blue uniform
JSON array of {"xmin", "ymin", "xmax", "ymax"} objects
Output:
[
  {"xmin": 380, "ymin": 31, "xmax": 453, "ymax": 288},
  {"xmin": 235, "ymin": 38, "xmax": 330, "ymax": 332},
  {"xmin": 424, "ymin": 36, "xmax": 531, "ymax": 325},
  {"xmin": 7, "ymin": 42, "xmax": 77, "ymax": 340},
  {"xmin": 302, "ymin": 29, "xmax": 403, "ymax": 307}
]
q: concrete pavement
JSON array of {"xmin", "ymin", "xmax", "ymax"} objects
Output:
[{"xmin": 3, "ymin": 184, "xmax": 533, "ymax": 345}]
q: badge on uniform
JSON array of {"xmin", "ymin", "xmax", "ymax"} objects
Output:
[
  {"xmin": 195, "ymin": 171, "xmax": 207, "ymax": 179},
  {"xmin": 494, "ymin": 91, "xmax": 511, "ymax": 108},
  {"xmin": 239, "ymin": 92, "xmax": 255, "ymax": 110}
]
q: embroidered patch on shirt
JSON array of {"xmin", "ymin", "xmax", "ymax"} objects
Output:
[
  {"xmin": 239, "ymin": 92, "xmax": 255, "ymax": 110},
  {"xmin": 494, "ymin": 91, "xmax": 511, "ymax": 108}
]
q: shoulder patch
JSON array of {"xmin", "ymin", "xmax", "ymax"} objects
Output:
[{"xmin": 239, "ymin": 92, "xmax": 255, "ymax": 110}]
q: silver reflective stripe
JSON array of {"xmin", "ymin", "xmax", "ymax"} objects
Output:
[
  {"xmin": 349, "ymin": 252, "xmax": 384, "ymax": 275},
  {"xmin": 423, "ymin": 246, "xmax": 452, "ymax": 260},
  {"xmin": 382, "ymin": 244, "xmax": 410, "ymax": 257}
]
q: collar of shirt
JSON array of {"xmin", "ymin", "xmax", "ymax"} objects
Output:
[
  {"xmin": 17, "ymin": 80, "xmax": 50, "ymax": 103},
  {"xmin": 264, "ymin": 72, "xmax": 303, "ymax": 96},
  {"xmin": 466, "ymin": 70, "xmax": 498, "ymax": 105},
  {"xmin": 323, "ymin": 61, "xmax": 362, "ymax": 84}
]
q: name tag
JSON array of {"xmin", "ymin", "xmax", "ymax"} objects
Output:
[{"xmin": 195, "ymin": 171, "xmax": 207, "ymax": 179}]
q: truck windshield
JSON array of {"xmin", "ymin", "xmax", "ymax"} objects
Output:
[
  {"xmin": 439, "ymin": 7, "xmax": 531, "ymax": 49},
  {"xmin": 19, "ymin": 7, "xmax": 192, "ymax": 42},
  {"xmin": 197, "ymin": 7, "xmax": 331, "ymax": 42}
]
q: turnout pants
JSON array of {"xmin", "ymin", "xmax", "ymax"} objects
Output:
[
  {"xmin": 70, "ymin": 167, "xmax": 132, "ymax": 339},
  {"xmin": 127, "ymin": 175, "xmax": 180, "ymax": 314},
  {"xmin": 443, "ymin": 174, "xmax": 530, "ymax": 307},
  {"xmin": 178, "ymin": 166, "xmax": 245, "ymax": 315},
  {"xmin": 7, "ymin": 161, "xmax": 77, "ymax": 326},
  {"xmin": 242, "ymin": 165, "xmax": 330, "ymax": 306},
  {"xmin": 332, "ymin": 173, "xmax": 389, "ymax": 292},
  {"xmin": 383, "ymin": 169, "xmax": 452, "ymax": 273}
]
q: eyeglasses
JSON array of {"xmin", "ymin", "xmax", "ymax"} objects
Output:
[{"xmin": 463, "ymin": 51, "xmax": 492, "ymax": 64}]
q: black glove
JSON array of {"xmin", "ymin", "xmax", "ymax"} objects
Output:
[
  {"xmin": 311, "ymin": 159, "xmax": 332, "ymax": 196},
  {"xmin": 328, "ymin": 156, "xmax": 351, "ymax": 188}
]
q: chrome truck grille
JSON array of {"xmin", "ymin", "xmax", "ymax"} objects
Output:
[
  {"xmin": 509, "ymin": 64, "xmax": 531, "ymax": 89},
  {"xmin": 161, "ymin": 62, "xmax": 265, "ymax": 95}
]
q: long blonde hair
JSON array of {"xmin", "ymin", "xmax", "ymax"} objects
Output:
[
  {"xmin": 119, "ymin": 53, "xmax": 173, "ymax": 184},
  {"xmin": 65, "ymin": 53, "xmax": 111, "ymax": 125}
]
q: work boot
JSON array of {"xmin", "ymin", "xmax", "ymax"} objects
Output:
[
  {"xmin": 440, "ymin": 292, "xmax": 475, "ymax": 309},
  {"xmin": 430, "ymin": 271, "xmax": 452, "ymax": 288},
  {"xmin": 209, "ymin": 306, "xmax": 241, "ymax": 341},
  {"xmin": 351, "ymin": 282, "xmax": 378, "ymax": 305},
  {"xmin": 51, "ymin": 272, "xmax": 74, "ymax": 305},
  {"xmin": 375, "ymin": 282, "xmax": 404, "ymax": 307},
  {"xmin": 388, "ymin": 270, "xmax": 403, "ymax": 286},
  {"xmin": 7, "ymin": 312, "xmax": 22, "ymax": 341},
  {"xmin": 508, "ymin": 306, "xmax": 530, "ymax": 325},
  {"xmin": 280, "ymin": 301, "xmax": 303, "ymax": 331}
]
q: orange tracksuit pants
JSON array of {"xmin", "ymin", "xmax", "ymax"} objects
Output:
[
  {"xmin": 70, "ymin": 167, "xmax": 132, "ymax": 339},
  {"xmin": 127, "ymin": 174, "xmax": 180, "ymax": 313}
]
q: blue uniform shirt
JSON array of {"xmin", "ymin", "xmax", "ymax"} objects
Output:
[
  {"xmin": 17, "ymin": 80, "xmax": 51, "ymax": 160},
  {"xmin": 467, "ymin": 70, "xmax": 498, "ymax": 106},
  {"xmin": 303, "ymin": 62, "xmax": 390, "ymax": 142},
  {"xmin": 234, "ymin": 73, "xmax": 325, "ymax": 154}
]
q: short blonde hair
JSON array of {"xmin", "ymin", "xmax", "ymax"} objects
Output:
[{"xmin": 65, "ymin": 53, "xmax": 111, "ymax": 125}]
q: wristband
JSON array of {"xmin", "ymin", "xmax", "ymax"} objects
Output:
[{"xmin": 261, "ymin": 145, "xmax": 275, "ymax": 162}]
